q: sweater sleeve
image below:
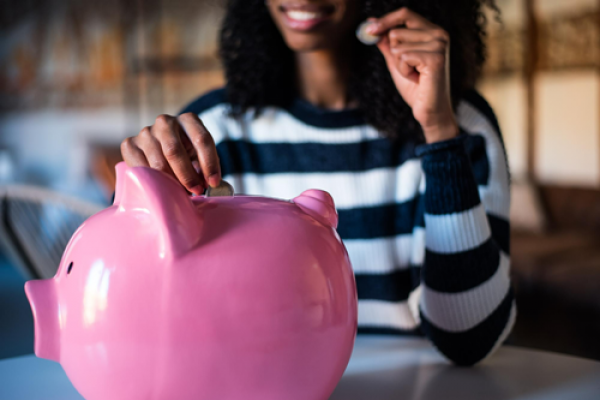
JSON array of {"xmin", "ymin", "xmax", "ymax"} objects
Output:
[{"xmin": 413, "ymin": 104, "xmax": 516, "ymax": 366}]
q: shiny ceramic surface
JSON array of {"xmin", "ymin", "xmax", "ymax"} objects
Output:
[{"xmin": 25, "ymin": 162, "xmax": 358, "ymax": 400}]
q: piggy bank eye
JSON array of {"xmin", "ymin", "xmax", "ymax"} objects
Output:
[{"xmin": 67, "ymin": 262, "xmax": 74, "ymax": 275}]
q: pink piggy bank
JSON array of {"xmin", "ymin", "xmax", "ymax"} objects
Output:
[{"xmin": 25, "ymin": 162, "xmax": 357, "ymax": 400}]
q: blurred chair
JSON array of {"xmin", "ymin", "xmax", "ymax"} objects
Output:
[
  {"xmin": 510, "ymin": 181, "xmax": 600, "ymax": 360},
  {"xmin": 0, "ymin": 185, "xmax": 103, "ymax": 280}
]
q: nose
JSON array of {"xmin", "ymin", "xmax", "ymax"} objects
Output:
[{"xmin": 25, "ymin": 279, "xmax": 60, "ymax": 362}]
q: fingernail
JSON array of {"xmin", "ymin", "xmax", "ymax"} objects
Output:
[
  {"xmin": 207, "ymin": 174, "xmax": 221, "ymax": 188},
  {"xmin": 190, "ymin": 185, "xmax": 204, "ymax": 196},
  {"xmin": 191, "ymin": 160, "xmax": 201, "ymax": 174},
  {"xmin": 366, "ymin": 22, "xmax": 379, "ymax": 34}
]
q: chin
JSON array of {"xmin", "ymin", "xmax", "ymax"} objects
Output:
[{"xmin": 284, "ymin": 35, "xmax": 335, "ymax": 52}]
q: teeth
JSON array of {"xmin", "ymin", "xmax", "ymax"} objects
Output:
[{"xmin": 286, "ymin": 10, "xmax": 324, "ymax": 21}]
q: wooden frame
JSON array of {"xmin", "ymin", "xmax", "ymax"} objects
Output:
[{"xmin": 524, "ymin": 0, "xmax": 537, "ymax": 181}]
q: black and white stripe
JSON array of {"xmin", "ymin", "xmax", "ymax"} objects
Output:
[{"xmin": 182, "ymin": 88, "xmax": 515, "ymax": 365}]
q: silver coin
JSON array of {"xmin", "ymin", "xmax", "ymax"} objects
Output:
[
  {"xmin": 205, "ymin": 179, "xmax": 234, "ymax": 197},
  {"xmin": 356, "ymin": 20, "xmax": 380, "ymax": 45}
]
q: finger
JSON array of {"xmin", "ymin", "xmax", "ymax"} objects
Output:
[
  {"xmin": 388, "ymin": 28, "xmax": 448, "ymax": 45},
  {"xmin": 402, "ymin": 51, "xmax": 446, "ymax": 68},
  {"xmin": 399, "ymin": 51, "xmax": 447, "ymax": 78},
  {"xmin": 397, "ymin": 56, "xmax": 420, "ymax": 83},
  {"xmin": 390, "ymin": 40, "xmax": 446, "ymax": 56},
  {"xmin": 121, "ymin": 136, "xmax": 150, "ymax": 168},
  {"xmin": 377, "ymin": 34, "xmax": 409, "ymax": 80},
  {"xmin": 191, "ymin": 159, "xmax": 201, "ymax": 175},
  {"xmin": 177, "ymin": 112, "xmax": 221, "ymax": 188},
  {"xmin": 177, "ymin": 126, "xmax": 206, "ymax": 187},
  {"xmin": 153, "ymin": 115, "xmax": 204, "ymax": 195},
  {"xmin": 376, "ymin": 35, "xmax": 396, "ymax": 67},
  {"xmin": 368, "ymin": 7, "xmax": 436, "ymax": 35},
  {"xmin": 178, "ymin": 126, "xmax": 205, "ymax": 188},
  {"xmin": 176, "ymin": 124, "xmax": 200, "ymax": 161},
  {"xmin": 134, "ymin": 131, "xmax": 176, "ymax": 177}
]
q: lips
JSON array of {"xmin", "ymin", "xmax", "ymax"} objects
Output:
[{"xmin": 279, "ymin": 3, "xmax": 335, "ymax": 31}]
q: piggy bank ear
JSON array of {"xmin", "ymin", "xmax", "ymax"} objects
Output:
[
  {"xmin": 293, "ymin": 189, "xmax": 338, "ymax": 229},
  {"xmin": 114, "ymin": 162, "xmax": 201, "ymax": 257}
]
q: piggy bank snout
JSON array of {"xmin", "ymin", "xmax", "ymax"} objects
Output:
[{"xmin": 25, "ymin": 279, "xmax": 60, "ymax": 362}]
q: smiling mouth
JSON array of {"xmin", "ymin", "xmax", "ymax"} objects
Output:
[{"xmin": 279, "ymin": 3, "xmax": 336, "ymax": 30}]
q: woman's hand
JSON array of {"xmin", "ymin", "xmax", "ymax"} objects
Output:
[
  {"xmin": 120, "ymin": 113, "xmax": 221, "ymax": 195},
  {"xmin": 368, "ymin": 8, "xmax": 459, "ymax": 143}
]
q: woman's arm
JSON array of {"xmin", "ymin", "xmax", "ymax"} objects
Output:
[
  {"xmin": 415, "ymin": 109, "xmax": 515, "ymax": 365},
  {"xmin": 371, "ymin": 8, "xmax": 515, "ymax": 365}
]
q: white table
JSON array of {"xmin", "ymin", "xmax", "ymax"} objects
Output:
[{"xmin": 1, "ymin": 336, "xmax": 599, "ymax": 400}]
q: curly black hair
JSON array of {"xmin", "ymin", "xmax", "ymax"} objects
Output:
[{"xmin": 219, "ymin": 0, "xmax": 499, "ymax": 141}]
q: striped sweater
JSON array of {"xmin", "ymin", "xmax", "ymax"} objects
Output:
[{"xmin": 181, "ymin": 88, "xmax": 516, "ymax": 366}]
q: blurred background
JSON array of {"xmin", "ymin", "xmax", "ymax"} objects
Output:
[{"xmin": 1, "ymin": 0, "xmax": 599, "ymax": 361}]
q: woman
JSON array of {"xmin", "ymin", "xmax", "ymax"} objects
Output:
[{"xmin": 121, "ymin": 0, "xmax": 514, "ymax": 366}]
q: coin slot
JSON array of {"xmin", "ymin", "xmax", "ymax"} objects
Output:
[{"xmin": 67, "ymin": 262, "xmax": 74, "ymax": 275}]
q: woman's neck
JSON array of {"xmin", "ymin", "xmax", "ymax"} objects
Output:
[{"xmin": 294, "ymin": 47, "xmax": 355, "ymax": 110}]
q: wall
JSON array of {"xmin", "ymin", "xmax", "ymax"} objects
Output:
[
  {"xmin": 0, "ymin": 0, "xmax": 225, "ymax": 200},
  {"xmin": 534, "ymin": 0, "xmax": 599, "ymax": 186},
  {"xmin": 535, "ymin": 71, "xmax": 599, "ymax": 185},
  {"xmin": 1, "ymin": 0, "xmax": 599, "ymax": 200},
  {"xmin": 478, "ymin": 0, "xmax": 528, "ymax": 180},
  {"xmin": 479, "ymin": 0, "xmax": 600, "ymax": 187},
  {"xmin": 479, "ymin": 76, "xmax": 529, "ymax": 180}
]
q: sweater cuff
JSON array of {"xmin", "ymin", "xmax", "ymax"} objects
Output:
[
  {"xmin": 416, "ymin": 132, "xmax": 481, "ymax": 215},
  {"xmin": 415, "ymin": 132, "xmax": 468, "ymax": 157}
]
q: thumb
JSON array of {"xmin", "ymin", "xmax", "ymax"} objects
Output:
[{"xmin": 376, "ymin": 35, "xmax": 396, "ymax": 69}]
